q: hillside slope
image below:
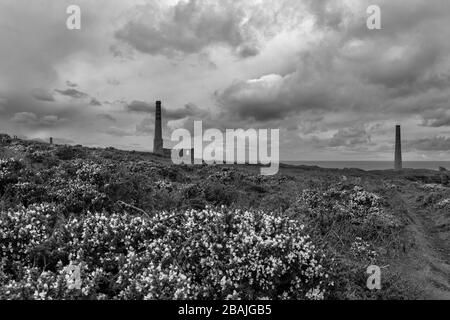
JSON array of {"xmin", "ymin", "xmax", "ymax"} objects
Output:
[{"xmin": 0, "ymin": 136, "xmax": 449, "ymax": 300}]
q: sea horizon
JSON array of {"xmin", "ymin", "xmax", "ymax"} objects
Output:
[{"xmin": 282, "ymin": 161, "xmax": 450, "ymax": 171}]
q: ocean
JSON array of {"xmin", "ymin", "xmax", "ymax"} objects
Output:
[{"xmin": 283, "ymin": 161, "xmax": 450, "ymax": 171}]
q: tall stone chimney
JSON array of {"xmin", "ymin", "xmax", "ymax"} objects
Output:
[
  {"xmin": 395, "ymin": 125, "xmax": 402, "ymax": 170},
  {"xmin": 153, "ymin": 100, "xmax": 163, "ymax": 155},
  {"xmin": 49, "ymin": 137, "xmax": 53, "ymax": 145}
]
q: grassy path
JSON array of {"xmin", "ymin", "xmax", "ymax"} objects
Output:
[{"xmin": 398, "ymin": 186, "xmax": 450, "ymax": 299}]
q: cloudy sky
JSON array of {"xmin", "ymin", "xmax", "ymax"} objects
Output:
[{"xmin": 1, "ymin": 0, "xmax": 450, "ymax": 161}]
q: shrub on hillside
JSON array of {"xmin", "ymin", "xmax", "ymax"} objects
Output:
[
  {"xmin": 0, "ymin": 207, "xmax": 331, "ymax": 300},
  {"xmin": 0, "ymin": 158, "xmax": 24, "ymax": 194},
  {"xmin": 291, "ymin": 186, "xmax": 401, "ymax": 231},
  {"xmin": 0, "ymin": 203, "xmax": 58, "ymax": 269},
  {"xmin": 55, "ymin": 146, "xmax": 86, "ymax": 161},
  {"xmin": 203, "ymin": 183, "xmax": 238, "ymax": 207}
]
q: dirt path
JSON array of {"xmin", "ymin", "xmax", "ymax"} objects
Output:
[{"xmin": 398, "ymin": 186, "xmax": 450, "ymax": 299}]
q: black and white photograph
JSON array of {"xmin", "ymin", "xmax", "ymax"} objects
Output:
[{"xmin": 0, "ymin": 0, "xmax": 449, "ymax": 306}]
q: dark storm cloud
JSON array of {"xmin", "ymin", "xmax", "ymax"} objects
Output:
[
  {"xmin": 165, "ymin": 103, "xmax": 210, "ymax": 120},
  {"xmin": 405, "ymin": 136, "xmax": 450, "ymax": 151},
  {"xmin": 90, "ymin": 98, "xmax": 102, "ymax": 106},
  {"xmin": 104, "ymin": 126, "xmax": 134, "ymax": 137},
  {"xmin": 55, "ymin": 89, "xmax": 89, "ymax": 99},
  {"xmin": 11, "ymin": 112, "xmax": 64, "ymax": 128},
  {"xmin": 11, "ymin": 112, "xmax": 38, "ymax": 125},
  {"xmin": 126, "ymin": 100, "xmax": 154, "ymax": 113},
  {"xmin": 424, "ymin": 118, "xmax": 450, "ymax": 128},
  {"xmin": 237, "ymin": 44, "xmax": 260, "ymax": 58},
  {"xmin": 217, "ymin": 75, "xmax": 292, "ymax": 121},
  {"xmin": 216, "ymin": 74, "xmax": 292, "ymax": 121},
  {"xmin": 54, "ymin": 137, "xmax": 75, "ymax": 145},
  {"xmin": 327, "ymin": 126, "xmax": 372, "ymax": 148},
  {"xmin": 133, "ymin": 102, "xmax": 213, "ymax": 137},
  {"xmin": 216, "ymin": 64, "xmax": 377, "ymax": 122},
  {"xmin": 216, "ymin": 0, "xmax": 450, "ymax": 126},
  {"xmin": 107, "ymin": 79, "xmax": 121, "ymax": 86},
  {"xmin": 303, "ymin": 0, "xmax": 346, "ymax": 30},
  {"xmin": 0, "ymin": 90, "xmax": 107, "ymax": 133},
  {"xmin": 114, "ymin": 0, "xmax": 271, "ymax": 58},
  {"xmin": 96, "ymin": 114, "xmax": 117, "ymax": 123},
  {"xmin": 66, "ymin": 81, "xmax": 78, "ymax": 88},
  {"xmin": 0, "ymin": 94, "xmax": 64, "ymax": 118},
  {"xmin": 40, "ymin": 115, "xmax": 61, "ymax": 127},
  {"xmin": 31, "ymin": 88, "xmax": 55, "ymax": 102},
  {"xmin": 126, "ymin": 101, "xmax": 209, "ymax": 120},
  {"xmin": 298, "ymin": 125, "xmax": 376, "ymax": 153},
  {"xmin": 421, "ymin": 109, "xmax": 450, "ymax": 128},
  {"xmin": 135, "ymin": 117, "xmax": 154, "ymax": 136}
]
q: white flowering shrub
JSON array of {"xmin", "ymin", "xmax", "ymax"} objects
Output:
[
  {"xmin": 436, "ymin": 198, "xmax": 450, "ymax": 209},
  {"xmin": 350, "ymin": 237, "xmax": 378, "ymax": 262},
  {"xmin": 294, "ymin": 186, "xmax": 400, "ymax": 229},
  {"xmin": 114, "ymin": 208, "xmax": 329, "ymax": 300},
  {"xmin": 154, "ymin": 180, "xmax": 174, "ymax": 191},
  {"xmin": 0, "ymin": 203, "xmax": 57, "ymax": 267},
  {"xmin": 0, "ymin": 158, "xmax": 24, "ymax": 191},
  {"xmin": 45, "ymin": 161, "xmax": 108, "ymax": 213},
  {"xmin": 6, "ymin": 143, "xmax": 27, "ymax": 153},
  {"xmin": 283, "ymin": 184, "xmax": 416, "ymax": 299},
  {"xmin": 0, "ymin": 261, "xmax": 106, "ymax": 300},
  {"xmin": 0, "ymin": 206, "xmax": 330, "ymax": 300}
]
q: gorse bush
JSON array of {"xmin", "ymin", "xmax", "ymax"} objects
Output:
[
  {"xmin": 293, "ymin": 186, "xmax": 401, "ymax": 230},
  {"xmin": 0, "ymin": 206, "xmax": 330, "ymax": 300},
  {"xmin": 45, "ymin": 161, "xmax": 108, "ymax": 214},
  {"xmin": 0, "ymin": 203, "xmax": 58, "ymax": 269},
  {"xmin": 0, "ymin": 158, "xmax": 24, "ymax": 193}
]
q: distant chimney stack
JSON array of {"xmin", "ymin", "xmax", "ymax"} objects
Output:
[
  {"xmin": 395, "ymin": 125, "xmax": 402, "ymax": 170},
  {"xmin": 153, "ymin": 100, "xmax": 163, "ymax": 155},
  {"xmin": 49, "ymin": 137, "xmax": 53, "ymax": 145}
]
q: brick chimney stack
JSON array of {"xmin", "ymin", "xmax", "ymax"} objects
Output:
[
  {"xmin": 395, "ymin": 125, "xmax": 402, "ymax": 171},
  {"xmin": 153, "ymin": 100, "xmax": 163, "ymax": 155}
]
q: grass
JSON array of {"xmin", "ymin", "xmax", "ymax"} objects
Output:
[{"xmin": 0, "ymin": 135, "xmax": 448, "ymax": 299}]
